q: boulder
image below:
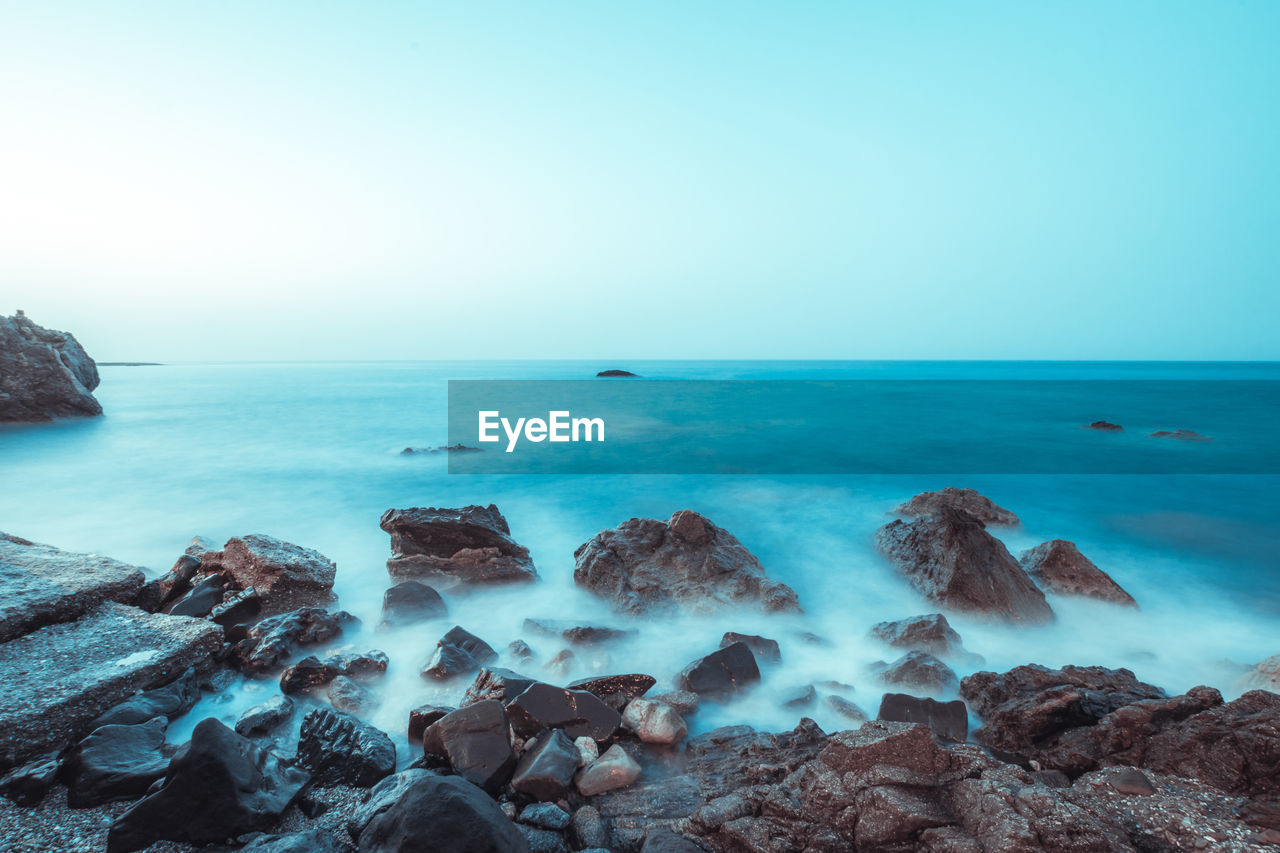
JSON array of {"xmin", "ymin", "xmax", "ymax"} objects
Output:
[
  {"xmin": 678, "ymin": 642, "xmax": 760, "ymax": 697},
  {"xmin": 91, "ymin": 668, "xmax": 201, "ymax": 728},
  {"xmin": 235, "ymin": 694, "xmax": 296, "ymax": 738},
  {"xmin": 352, "ymin": 771, "xmax": 530, "ymax": 853},
  {"xmin": 875, "ymin": 506, "xmax": 1053, "ymax": 624},
  {"xmin": 234, "ymin": 607, "xmax": 355, "ymax": 674},
  {"xmin": 66, "ymin": 717, "xmax": 170, "ymax": 807},
  {"xmin": 868, "ymin": 613, "xmax": 973, "ymax": 660},
  {"xmin": 1241, "ymin": 653, "xmax": 1280, "ymax": 693},
  {"xmin": 1085, "ymin": 421, "xmax": 1123, "ymax": 431},
  {"xmin": 524, "ymin": 618, "xmax": 633, "ymax": 645},
  {"xmin": 877, "ymin": 693, "xmax": 968, "ymax": 742},
  {"xmin": 1018, "ymin": 540, "xmax": 1138, "ymax": 607},
  {"xmin": 296, "ymin": 707, "xmax": 395, "ymax": 787},
  {"xmin": 621, "ymin": 698, "xmax": 687, "ymax": 745},
  {"xmin": 422, "ymin": 625, "xmax": 499, "ymax": 680},
  {"xmin": 507, "ymin": 682, "xmax": 622, "ymax": 741},
  {"xmin": 380, "ymin": 580, "xmax": 448, "ymax": 626},
  {"xmin": 380, "ymin": 504, "xmax": 538, "ymax": 586},
  {"xmin": 568, "ymin": 673, "xmax": 657, "ymax": 711},
  {"xmin": 216, "ymin": 535, "xmax": 337, "ymax": 613},
  {"xmin": 0, "ymin": 532, "xmax": 147, "ymax": 642},
  {"xmin": 521, "ymin": 802, "xmax": 572, "ymax": 831},
  {"xmin": 575, "ymin": 511, "xmax": 800, "ymax": 615},
  {"xmin": 463, "ymin": 667, "xmax": 537, "ymax": 705},
  {"xmin": 422, "ymin": 700, "xmax": 517, "ymax": 794},
  {"xmin": 0, "ymin": 602, "xmax": 221, "ymax": 769},
  {"xmin": 597, "ymin": 369, "xmax": 638, "ymax": 377},
  {"xmin": 894, "ymin": 487, "xmax": 1020, "ymax": 526},
  {"xmin": 240, "ymin": 829, "xmax": 348, "ymax": 853},
  {"xmin": 165, "ymin": 572, "xmax": 227, "ymax": 618},
  {"xmin": 328, "ymin": 675, "xmax": 376, "ymax": 713},
  {"xmin": 576, "ymin": 743, "xmax": 642, "ymax": 796},
  {"xmin": 106, "ymin": 718, "xmax": 309, "ymax": 853},
  {"xmin": 511, "ymin": 728, "xmax": 581, "ymax": 801},
  {"xmin": 875, "ymin": 651, "xmax": 959, "ymax": 694},
  {"xmin": 720, "ymin": 632, "xmax": 781, "ymax": 663},
  {"xmin": 408, "ymin": 704, "xmax": 453, "ymax": 743},
  {"xmin": 0, "ymin": 311, "xmax": 101, "ymax": 421}
]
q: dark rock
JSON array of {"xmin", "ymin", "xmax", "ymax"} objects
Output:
[
  {"xmin": 92, "ymin": 668, "xmax": 201, "ymax": 728},
  {"xmin": 296, "ymin": 707, "xmax": 395, "ymax": 787},
  {"xmin": 463, "ymin": 667, "xmax": 537, "ymax": 705},
  {"xmin": 524, "ymin": 618, "xmax": 633, "ymax": 645},
  {"xmin": 234, "ymin": 607, "xmax": 354, "ymax": 674},
  {"xmin": 0, "ymin": 752, "xmax": 60, "ymax": 806},
  {"xmin": 597, "ymin": 369, "xmax": 638, "ymax": 377},
  {"xmin": 521, "ymin": 802, "xmax": 572, "ymax": 830},
  {"xmin": 152, "ymin": 554, "xmax": 203, "ymax": 610},
  {"xmin": 422, "ymin": 625, "xmax": 499, "ymax": 680},
  {"xmin": 780, "ymin": 684, "xmax": 816, "ymax": 709},
  {"xmin": 574, "ymin": 510, "xmax": 800, "ymax": 615},
  {"xmin": 1150, "ymin": 429, "xmax": 1212, "ymax": 442},
  {"xmin": 678, "ymin": 642, "xmax": 760, "ymax": 698},
  {"xmin": 868, "ymin": 612, "xmax": 973, "ymax": 660},
  {"xmin": 570, "ymin": 805, "xmax": 610, "ymax": 850},
  {"xmin": 235, "ymin": 694, "xmax": 295, "ymax": 737},
  {"xmin": 400, "ymin": 444, "xmax": 482, "ymax": 455},
  {"xmin": 876, "ymin": 651, "xmax": 959, "ymax": 694},
  {"xmin": 219, "ymin": 535, "xmax": 337, "ymax": 613},
  {"xmin": 67, "ymin": 717, "xmax": 170, "ymax": 807},
  {"xmin": 330, "ymin": 649, "xmax": 390, "ymax": 681},
  {"xmin": 643, "ymin": 826, "xmax": 704, "ymax": 852},
  {"xmin": 0, "ymin": 312, "xmax": 101, "ymax": 421},
  {"xmin": 877, "ymin": 693, "xmax": 968, "ymax": 741},
  {"xmin": 210, "ymin": 587, "xmax": 263, "ymax": 626},
  {"xmin": 380, "ymin": 580, "xmax": 448, "ymax": 626},
  {"xmin": 507, "ymin": 682, "xmax": 622, "ymax": 741},
  {"xmin": 518, "ymin": 824, "xmax": 569, "ymax": 853},
  {"xmin": 512, "ymin": 729, "xmax": 580, "ymax": 801},
  {"xmin": 408, "ymin": 704, "xmax": 453, "ymax": 743},
  {"xmin": 422, "ymin": 700, "xmax": 516, "ymax": 794},
  {"xmin": 352, "ymin": 771, "xmax": 530, "ymax": 853},
  {"xmin": 106, "ymin": 718, "xmax": 309, "ymax": 853},
  {"xmin": 280, "ymin": 656, "xmax": 341, "ymax": 693},
  {"xmin": 239, "ymin": 828, "xmax": 348, "ymax": 853},
  {"xmin": 826, "ymin": 695, "xmax": 867, "ymax": 722},
  {"xmin": 875, "ymin": 506, "xmax": 1053, "ymax": 624},
  {"xmin": 328, "ymin": 675, "xmax": 376, "ymax": 713},
  {"xmin": 1085, "ymin": 421, "xmax": 1123, "ymax": 431},
  {"xmin": 508, "ymin": 639, "xmax": 535, "ymax": 662},
  {"xmin": 720, "ymin": 632, "xmax": 781, "ymax": 663},
  {"xmin": 1019, "ymin": 540, "xmax": 1138, "ymax": 607},
  {"xmin": 894, "ymin": 487, "xmax": 1020, "ymax": 526},
  {"xmin": 165, "ymin": 572, "xmax": 227, "ymax": 618},
  {"xmin": 567, "ymin": 673, "xmax": 657, "ymax": 711},
  {"xmin": 0, "ymin": 532, "xmax": 147, "ymax": 643},
  {"xmin": 380, "ymin": 504, "xmax": 538, "ymax": 587}
]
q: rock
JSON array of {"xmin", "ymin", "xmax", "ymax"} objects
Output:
[
  {"xmin": 239, "ymin": 829, "xmax": 348, "ymax": 853},
  {"xmin": 1241, "ymin": 653, "xmax": 1280, "ymax": 692},
  {"xmin": 328, "ymin": 675, "xmax": 376, "ymax": 713},
  {"xmin": 280, "ymin": 656, "xmax": 341, "ymax": 693},
  {"xmin": 868, "ymin": 612, "xmax": 974, "ymax": 660},
  {"xmin": 1018, "ymin": 540, "xmax": 1138, "ymax": 607},
  {"xmin": 1106, "ymin": 766, "xmax": 1156, "ymax": 795},
  {"xmin": 106, "ymin": 718, "xmax": 309, "ymax": 853},
  {"xmin": 296, "ymin": 707, "xmax": 395, "ymax": 787},
  {"xmin": 571, "ymin": 806, "xmax": 610, "ymax": 849},
  {"xmin": 511, "ymin": 729, "xmax": 580, "ymax": 801},
  {"xmin": 137, "ymin": 553, "xmax": 203, "ymax": 612},
  {"xmin": 507, "ymin": 682, "xmax": 622, "ymax": 741},
  {"xmin": 642, "ymin": 827, "xmax": 704, "ymax": 852},
  {"xmin": 407, "ymin": 704, "xmax": 452, "ymax": 743},
  {"xmin": 235, "ymin": 694, "xmax": 296, "ymax": 737},
  {"xmin": 877, "ymin": 693, "xmax": 968, "ymax": 741},
  {"xmin": 1085, "ymin": 421, "xmax": 1123, "ymax": 431},
  {"xmin": 185, "ymin": 536, "xmax": 219, "ymax": 558},
  {"xmin": 0, "ymin": 312, "xmax": 101, "ymax": 420},
  {"xmin": 894, "ymin": 487, "xmax": 1020, "ymax": 526},
  {"xmin": 463, "ymin": 667, "xmax": 537, "ymax": 705},
  {"xmin": 567, "ymin": 673, "xmax": 656, "ymax": 710},
  {"xmin": 826, "ymin": 695, "xmax": 867, "ymax": 722},
  {"xmin": 575, "ymin": 736, "xmax": 599, "ymax": 766},
  {"xmin": 576, "ymin": 743, "xmax": 642, "ymax": 795},
  {"xmin": 521, "ymin": 802, "xmax": 572, "ymax": 830},
  {"xmin": 352, "ymin": 771, "xmax": 530, "ymax": 853},
  {"xmin": 597, "ymin": 369, "xmax": 638, "ymax": 377},
  {"xmin": 329, "ymin": 649, "xmax": 390, "ymax": 681},
  {"xmin": 524, "ymin": 618, "xmax": 633, "ymax": 645},
  {"xmin": 652, "ymin": 690, "xmax": 700, "ymax": 716},
  {"xmin": 546, "ymin": 648, "xmax": 576, "ymax": 679},
  {"xmin": 0, "ymin": 752, "xmax": 60, "ymax": 805},
  {"xmin": 0, "ymin": 602, "xmax": 221, "ymax": 769},
  {"xmin": 234, "ymin": 607, "xmax": 354, "ymax": 674},
  {"xmin": 875, "ymin": 506, "xmax": 1053, "ymax": 624},
  {"xmin": 165, "ymin": 572, "xmax": 227, "ymax": 617},
  {"xmin": 876, "ymin": 650, "xmax": 959, "ymax": 694},
  {"xmin": 574, "ymin": 510, "xmax": 800, "ymax": 615},
  {"xmin": 422, "ymin": 625, "xmax": 499, "ymax": 680},
  {"xmin": 508, "ymin": 640, "xmax": 535, "ymax": 662},
  {"xmin": 622, "ymin": 698, "xmax": 687, "ymax": 745},
  {"xmin": 0, "ymin": 532, "xmax": 147, "ymax": 642},
  {"xmin": 218, "ymin": 534, "xmax": 337, "ymax": 613},
  {"xmin": 380, "ymin": 580, "xmax": 447, "ymax": 626},
  {"xmin": 720, "ymin": 632, "xmax": 781, "ymax": 663},
  {"xmin": 210, "ymin": 587, "xmax": 262, "ymax": 626},
  {"xmin": 92, "ymin": 668, "xmax": 201, "ymax": 727},
  {"xmin": 67, "ymin": 717, "xmax": 170, "ymax": 807},
  {"xmin": 400, "ymin": 444, "xmax": 482, "ymax": 455},
  {"xmin": 678, "ymin": 642, "xmax": 761, "ymax": 698},
  {"xmin": 518, "ymin": 824, "xmax": 570, "ymax": 853},
  {"xmin": 780, "ymin": 684, "xmax": 817, "ymax": 709},
  {"xmin": 1150, "ymin": 429, "xmax": 1212, "ymax": 442},
  {"xmin": 380, "ymin": 504, "xmax": 538, "ymax": 587},
  {"xmin": 422, "ymin": 700, "xmax": 517, "ymax": 794}
]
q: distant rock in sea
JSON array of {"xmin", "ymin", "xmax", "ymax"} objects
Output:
[
  {"xmin": 1150, "ymin": 429, "xmax": 1213, "ymax": 442},
  {"xmin": 0, "ymin": 310, "xmax": 102, "ymax": 421},
  {"xmin": 596, "ymin": 369, "xmax": 638, "ymax": 377},
  {"xmin": 1085, "ymin": 420, "xmax": 1123, "ymax": 431},
  {"xmin": 400, "ymin": 444, "xmax": 481, "ymax": 455}
]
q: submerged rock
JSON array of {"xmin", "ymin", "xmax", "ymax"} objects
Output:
[
  {"xmin": 1150, "ymin": 429, "xmax": 1213, "ymax": 442},
  {"xmin": 380, "ymin": 504, "xmax": 538, "ymax": 587},
  {"xmin": 524, "ymin": 618, "xmax": 633, "ymax": 645},
  {"xmin": 351, "ymin": 770, "xmax": 530, "ymax": 853},
  {"xmin": 574, "ymin": 510, "xmax": 801, "ymax": 615},
  {"xmin": 678, "ymin": 642, "xmax": 761, "ymax": 698},
  {"xmin": 868, "ymin": 612, "xmax": 974, "ymax": 660},
  {"xmin": 894, "ymin": 487, "xmax": 1020, "ymax": 526},
  {"xmin": 235, "ymin": 694, "xmax": 296, "ymax": 738},
  {"xmin": 0, "ymin": 311, "xmax": 102, "ymax": 421},
  {"xmin": 380, "ymin": 580, "xmax": 448, "ymax": 626},
  {"xmin": 597, "ymin": 369, "xmax": 638, "ymax": 377},
  {"xmin": 296, "ymin": 707, "xmax": 395, "ymax": 787},
  {"xmin": 875, "ymin": 506, "xmax": 1053, "ymax": 624},
  {"xmin": 328, "ymin": 674, "xmax": 376, "ymax": 713},
  {"xmin": 1019, "ymin": 540, "xmax": 1138, "ymax": 607},
  {"xmin": 422, "ymin": 625, "xmax": 498, "ymax": 680},
  {"xmin": 1085, "ymin": 421, "xmax": 1123, "ymax": 431},
  {"xmin": 720, "ymin": 632, "xmax": 781, "ymax": 664},
  {"xmin": 234, "ymin": 607, "xmax": 354, "ymax": 674},
  {"xmin": 875, "ymin": 650, "xmax": 959, "ymax": 694}
]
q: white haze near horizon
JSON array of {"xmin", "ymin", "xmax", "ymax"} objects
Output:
[{"xmin": 2, "ymin": 2, "xmax": 1279, "ymax": 362}]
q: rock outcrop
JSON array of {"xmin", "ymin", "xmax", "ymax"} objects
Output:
[
  {"xmin": 876, "ymin": 506, "xmax": 1053, "ymax": 624},
  {"xmin": 574, "ymin": 510, "xmax": 801, "ymax": 615},
  {"xmin": 199, "ymin": 534, "xmax": 337, "ymax": 614},
  {"xmin": 1019, "ymin": 540, "xmax": 1138, "ymax": 607},
  {"xmin": 894, "ymin": 487, "xmax": 1020, "ymax": 526},
  {"xmin": 380, "ymin": 504, "xmax": 538, "ymax": 586},
  {"xmin": 0, "ymin": 311, "xmax": 102, "ymax": 421}
]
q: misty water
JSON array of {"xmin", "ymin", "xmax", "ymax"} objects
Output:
[{"xmin": 1, "ymin": 361, "xmax": 1277, "ymax": 765}]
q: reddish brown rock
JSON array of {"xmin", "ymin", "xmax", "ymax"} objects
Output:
[
  {"xmin": 868, "ymin": 613, "xmax": 977, "ymax": 661},
  {"xmin": 1018, "ymin": 540, "xmax": 1137, "ymax": 607},
  {"xmin": 215, "ymin": 535, "xmax": 337, "ymax": 613},
  {"xmin": 380, "ymin": 504, "xmax": 537, "ymax": 587},
  {"xmin": 894, "ymin": 487, "xmax": 1020, "ymax": 526}
]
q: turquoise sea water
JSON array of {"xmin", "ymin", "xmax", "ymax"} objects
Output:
[{"xmin": 1, "ymin": 361, "xmax": 1277, "ymax": 758}]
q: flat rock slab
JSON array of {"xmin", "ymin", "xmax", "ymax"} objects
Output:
[
  {"xmin": 0, "ymin": 533, "xmax": 147, "ymax": 643},
  {"xmin": 0, "ymin": 602, "xmax": 221, "ymax": 768}
]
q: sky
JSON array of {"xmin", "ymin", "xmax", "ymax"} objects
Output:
[{"xmin": 1, "ymin": 2, "xmax": 1278, "ymax": 361}]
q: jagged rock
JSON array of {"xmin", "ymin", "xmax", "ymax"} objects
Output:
[
  {"xmin": 524, "ymin": 618, "xmax": 633, "ymax": 645},
  {"xmin": 1241, "ymin": 653, "xmax": 1280, "ymax": 692},
  {"xmin": 380, "ymin": 580, "xmax": 447, "ymax": 626},
  {"xmin": 422, "ymin": 625, "xmax": 498, "ymax": 680},
  {"xmin": 574, "ymin": 510, "xmax": 800, "ymax": 615},
  {"xmin": 136, "ymin": 554, "xmax": 203, "ymax": 613},
  {"xmin": 576, "ymin": 743, "xmax": 641, "ymax": 795},
  {"xmin": 234, "ymin": 607, "xmax": 354, "ymax": 674},
  {"xmin": 0, "ymin": 752, "xmax": 60, "ymax": 806},
  {"xmin": 328, "ymin": 649, "xmax": 389, "ymax": 681},
  {"xmin": 166, "ymin": 572, "xmax": 227, "ymax": 618},
  {"xmin": 875, "ymin": 507, "xmax": 1053, "ymax": 624},
  {"xmin": 507, "ymin": 683, "xmax": 622, "ymax": 741},
  {"xmin": 894, "ymin": 487, "xmax": 1020, "ymax": 526},
  {"xmin": 463, "ymin": 667, "xmax": 537, "ymax": 705},
  {"xmin": 328, "ymin": 675, "xmax": 376, "ymax": 713},
  {"xmin": 351, "ymin": 770, "xmax": 530, "ymax": 853},
  {"xmin": 622, "ymin": 698, "xmax": 687, "ymax": 745},
  {"xmin": 868, "ymin": 613, "xmax": 975, "ymax": 660},
  {"xmin": 67, "ymin": 717, "xmax": 170, "ymax": 807},
  {"xmin": 875, "ymin": 650, "xmax": 959, "ymax": 694},
  {"xmin": 0, "ymin": 312, "xmax": 101, "ymax": 421},
  {"xmin": 512, "ymin": 729, "xmax": 580, "ymax": 801},
  {"xmin": 216, "ymin": 535, "xmax": 337, "ymax": 613},
  {"xmin": 781, "ymin": 684, "xmax": 817, "ymax": 709},
  {"xmin": 568, "ymin": 673, "xmax": 657, "ymax": 711},
  {"xmin": 408, "ymin": 704, "xmax": 452, "ymax": 743},
  {"xmin": 239, "ymin": 829, "xmax": 348, "ymax": 853},
  {"xmin": 546, "ymin": 648, "xmax": 577, "ymax": 679},
  {"xmin": 0, "ymin": 532, "xmax": 147, "ymax": 642},
  {"xmin": 720, "ymin": 632, "xmax": 781, "ymax": 663},
  {"xmin": 877, "ymin": 693, "xmax": 968, "ymax": 741},
  {"xmin": 1019, "ymin": 540, "xmax": 1138, "ymax": 607},
  {"xmin": 280, "ymin": 656, "xmax": 341, "ymax": 693},
  {"xmin": 678, "ymin": 642, "xmax": 760, "ymax": 697},
  {"xmin": 422, "ymin": 700, "xmax": 516, "ymax": 794},
  {"xmin": 380, "ymin": 504, "xmax": 538, "ymax": 587},
  {"xmin": 296, "ymin": 707, "xmax": 395, "ymax": 787},
  {"xmin": 0, "ymin": 602, "xmax": 221, "ymax": 769},
  {"xmin": 211, "ymin": 587, "xmax": 262, "ymax": 626},
  {"xmin": 235, "ymin": 694, "xmax": 296, "ymax": 737},
  {"xmin": 508, "ymin": 639, "xmax": 535, "ymax": 662},
  {"xmin": 826, "ymin": 695, "xmax": 867, "ymax": 722},
  {"xmin": 106, "ymin": 718, "xmax": 309, "ymax": 853},
  {"xmin": 92, "ymin": 668, "xmax": 201, "ymax": 727}
]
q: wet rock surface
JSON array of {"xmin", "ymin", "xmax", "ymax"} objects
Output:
[
  {"xmin": 0, "ymin": 311, "xmax": 102, "ymax": 421},
  {"xmin": 422, "ymin": 700, "xmax": 517, "ymax": 794},
  {"xmin": 352, "ymin": 770, "xmax": 530, "ymax": 853},
  {"xmin": 210, "ymin": 534, "xmax": 338, "ymax": 613},
  {"xmin": 720, "ymin": 632, "xmax": 780, "ymax": 664},
  {"xmin": 868, "ymin": 612, "xmax": 973, "ymax": 660},
  {"xmin": 235, "ymin": 607, "xmax": 355, "ymax": 674},
  {"xmin": 1019, "ymin": 539, "xmax": 1138, "ymax": 606},
  {"xmin": 380, "ymin": 580, "xmax": 447, "ymax": 626},
  {"xmin": 235, "ymin": 694, "xmax": 296, "ymax": 737},
  {"xmin": 464, "ymin": 667, "xmax": 538, "ymax": 705},
  {"xmin": 574, "ymin": 510, "xmax": 801, "ymax": 615},
  {"xmin": 423, "ymin": 625, "xmax": 499, "ymax": 680},
  {"xmin": 380, "ymin": 504, "xmax": 538, "ymax": 586},
  {"xmin": 875, "ymin": 650, "xmax": 960, "ymax": 694},
  {"xmin": 507, "ymin": 683, "xmax": 623, "ymax": 741},
  {"xmin": 296, "ymin": 707, "xmax": 396, "ymax": 787},
  {"xmin": 894, "ymin": 486, "xmax": 1021, "ymax": 526},
  {"xmin": 512, "ymin": 729, "xmax": 581, "ymax": 801},
  {"xmin": 568, "ymin": 673, "xmax": 657, "ymax": 710},
  {"xmin": 678, "ymin": 642, "xmax": 761, "ymax": 697},
  {"xmin": 66, "ymin": 717, "xmax": 171, "ymax": 807},
  {"xmin": 91, "ymin": 667, "xmax": 201, "ymax": 728},
  {"xmin": 877, "ymin": 693, "xmax": 968, "ymax": 741}
]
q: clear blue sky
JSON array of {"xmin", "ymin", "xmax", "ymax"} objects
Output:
[{"xmin": 1, "ymin": 2, "xmax": 1277, "ymax": 360}]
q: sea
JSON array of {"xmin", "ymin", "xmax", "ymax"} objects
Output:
[{"xmin": 2, "ymin": 360, "xmax": 1277, "ymax": 763}]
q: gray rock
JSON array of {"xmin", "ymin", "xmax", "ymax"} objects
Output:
[
  {"xmin": 876, "ymin": 650, "xmax": 960, "ymax": 694},
  {"xmin": 520, "ymin": 802, "xmax": 573, "ymax": 830},
  {"xmin": 576, "ymin": 744, "xmax": 641, "ymax": 796},
  {"xmin": 328, "ymin": 675, "xmax": 376, "ymax": 713},
  {"xmin": 621, "ymin": 698, "xmax": 687, "ymax": 745},
  {"xmin": 511, "ymin": 729, "xmax": 579, "ymax": 801},
  {"xmin": 517, "ymin": 825, "xmax": 569, "ymax": 853},
  {"xmin": 826, "ymin": 695, "xmax": 868, "ymax": 722},
  {"xmin": 352, "ymin": 772, "xmax": 530, "ymax": 853},
  {"xmin": 570, "ymin": 805, "xmax": 610, "ymax": 850},
  {"xmin": 239, "ymin": 829, "xmax": 348, "ymax": 853},
  {"xmin": 235, "ymin": 694, "xmax": 296, "ymax": 737},
  {"xmin": 296, "ymin": 707, "xmax": 396, "ymax": 787},
  {"xmin": 0, "ymin": 311, "xmax": 101, "ymax": 421},
  {"xmin": 643, "ymin": 827, "xmax": 704, "ymax": 852},
  {"xmin": 67, "ymin": 717, "xmax": 170, "ymax": 807},
  {"xmin": 0, "ymin": 751, "xmax": 60, "ymax": 805},
  {"xmin": 380, "ymin": 504, "xmax": 538, "ymax": 587},
  {"xmin": 91, "ymin": 667, "xmax": 201, "ymax": 727}
]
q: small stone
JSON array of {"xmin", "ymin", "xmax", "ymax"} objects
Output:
[
  {"xmin": 1108, "ymin": 767, "xmax": 1156, "ymax": 795},
  {"xmin": 546, "ymin": 648, "xmax": 576, "ymax": 679},
  {"xmin": 575, "ymin": 744, "xmax": 641, "ymax": 796},
  {"xmin": 621, "ymin": 698, "xmax": 688, "ymax": 745},
  {"xmin": 328, "ymin": 675, "xmax": 375, "ymax": 713},
  {"xmin": 720, "ymin": 632, "xmax": 781, "ymax": 663},
  {"xmin": 781, "ymin": 684, "xmax": 817, "ymax": 709},
  {"xmin": 574, "ymin": 736, "xmax": 599, "ymax": 767},
  {"xmin": 826, "ymin": 695, "xmax": 867, "ymax": 722},
  {"xmin": 520, "ymin": 802, "xmax": 572, "ymax": 831},
  {"xmin": 235, "ymin": 694, "xmax": 296, "ymax": 737}
]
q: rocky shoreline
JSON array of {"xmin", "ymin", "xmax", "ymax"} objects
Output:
[{"xmin": 1, "ymin": 490, "xmax": 1278, "ymax": 852}]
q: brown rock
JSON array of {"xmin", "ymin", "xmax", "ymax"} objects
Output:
[
  {"xmin": 219, "ymin": 535, "xmax": 337, "ymax": 613},
  {"xmin": 380, "ymin": 504, "xmax": 537, "ymax": 587},
  {"xmin": 1018, "ymin": 540, "xmax": 1137, "ymax": 607},
  {"xmin": 876, "ymin": 651, "xmax": 959, "ymax": 695},
  {"xmin": 894, "ymin": 487, "xmax": 1019, "ymax": 526},
  {"xmin": 0, "ymin": 312, "xmax": 101, "ymax": 421}
]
